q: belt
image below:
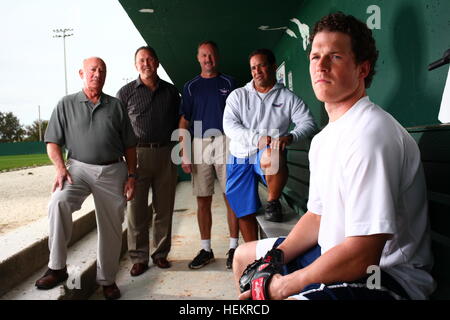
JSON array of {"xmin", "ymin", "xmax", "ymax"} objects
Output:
[
  {"xmin": 137, "ymin": 142, "xmax": 168, "ymax": 148},
  {"xmin": 97, "ymin": 158, "xmax": 124, "ymax": 165},
  {"xmin": 70, "ymin": 158, "xmax": 124, "ymax": 166}
]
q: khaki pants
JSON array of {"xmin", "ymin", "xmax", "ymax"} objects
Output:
[
  {"xmin": 127, "ymin": 146, "xmax": 177, "ymax": 264},
  {"xmin": 47, "ymin": 159, "xmax": 127, "ymax": 286}
]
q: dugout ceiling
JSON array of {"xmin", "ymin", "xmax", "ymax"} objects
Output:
[{"xmin": 118, "ymin": 0, "xmax": 305, "ymax": 90}]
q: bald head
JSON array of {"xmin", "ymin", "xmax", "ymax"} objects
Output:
[{"xmin": 79, "ymin": 57, "xmax": 107, "ymax": 92}]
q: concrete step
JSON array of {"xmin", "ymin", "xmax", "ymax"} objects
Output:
[
  {"xmin": 1, "ymin": 223, "xmax": 127, "ymax": 300},
  {"xmin": 88, "ymin": 181, "xmax": 237, "ymax": 300},
  {"xmin": 0, "ymin": 196, "xmax": 96, "ymax": 297},
  {"xmin": 1, "ymin": 182, "xmax": 237, "ymax": 300}
]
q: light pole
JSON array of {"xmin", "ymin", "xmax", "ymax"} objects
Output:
[
  {"xmin": 53, "ymin": 28, "xmax": 74, "ymax": 95},
  {"xmin": 122, "ymin": 77, "xmax": 133, "ymax": 84},
  {"xmin": 38, "ymin": 105, "xmax": 42, "ymax": 141}
]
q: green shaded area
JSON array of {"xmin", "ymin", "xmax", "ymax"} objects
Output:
[{"xmin": 0, "ymin": 154, "xmax": 51, "ymax": 171}]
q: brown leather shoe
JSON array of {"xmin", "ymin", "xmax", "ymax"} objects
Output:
[
  {"xmin": 153, "ymin": 257, "xmax": 171, "ymax": 269},
  {"xmin": 103, "ymin": 283, "xmax": 121, "ymax": 300},
  {"xmin": 35, "ymin": 267, "xmax": 68, "ymax": 290},
  {"xmin": 130, "ymin": 262, "xmax": 149, "ymax": 276}
]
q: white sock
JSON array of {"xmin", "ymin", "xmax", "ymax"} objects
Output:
[
  {"xmin": 201, "ymin": 239, "xmax": 211, "ymax": 252},
  {"xmin": 229, "ymin": 238, "xmax": 239, "ymax": 249}
]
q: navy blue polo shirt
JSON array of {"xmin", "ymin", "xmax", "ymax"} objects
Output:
[{"xmin": 181, "ymin": 73, "xmax": 236, "ymax": 138}]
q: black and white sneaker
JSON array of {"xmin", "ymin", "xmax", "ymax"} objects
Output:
[
  {"xmin": 226, "ymin": 248, "xmax": 236, "ymax": 269},
  {"xmin": 265, "ymin": 199, "xmax": 282, "ymax": 222},
  {"xmin": 188, "ymin": 249, "xmax": 215, "ymax": 269}
]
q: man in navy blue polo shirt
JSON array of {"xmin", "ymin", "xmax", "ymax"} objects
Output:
[{"xmin": 179, "ymin": 41, "xmax": 239, "ymax": 270}]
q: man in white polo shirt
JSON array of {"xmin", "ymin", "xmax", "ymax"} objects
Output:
[{"xmin": 233, "ymin": 12, "xmax": 435, "ymax": 300}]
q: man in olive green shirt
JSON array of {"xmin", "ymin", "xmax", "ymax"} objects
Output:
[{"xmin": 35, "ymin": 57, "xmax": 137, "ymax": 300}]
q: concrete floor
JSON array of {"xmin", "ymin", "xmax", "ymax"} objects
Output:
[{"xmin": 89, "ymin": 181, "xmax": 239, "ymax": 300}]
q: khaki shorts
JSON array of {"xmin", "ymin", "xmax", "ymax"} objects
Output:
[{"xmin": 191, "ymin": 135, "xmax": 229, "ymax": 196}]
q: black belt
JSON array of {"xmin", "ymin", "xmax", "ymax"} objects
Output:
[
  {"xmin": 137, "ymin": 142, "xmax": 168, "ymax": 148},
  {"xmin": 97, "ymin": 158, "xmax": 124, "ymax": 165}
]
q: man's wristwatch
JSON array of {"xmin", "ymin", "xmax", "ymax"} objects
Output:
[{"xmin": 128, "ymin": 173, "xmax": 138, "ymax": 179}]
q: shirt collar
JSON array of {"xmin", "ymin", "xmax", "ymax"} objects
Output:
[
  {"xmin": 76, "ymin": 90, "xmax": 108, "ymax": 104},
  {"xmin": 136, "ymin": 76, "xmax": 162, "ymax": 91}
]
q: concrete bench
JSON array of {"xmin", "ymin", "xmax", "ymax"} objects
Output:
[
  {"xmin": 409, "ymin": 125, "xmax": 450, "ymax": 300},
  {"xmin": 256, "ymin": 185, "xmax": 301, "ymax": 239}
]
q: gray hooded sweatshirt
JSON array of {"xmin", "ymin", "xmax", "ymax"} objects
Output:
[{"xmin": 223, "ymin": 80, "xmax": 317, "ymax": 158}]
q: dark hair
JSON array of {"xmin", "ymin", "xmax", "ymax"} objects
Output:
[
  {"xmin": 248, "ymin": 48, "xmax": 276, "ymax": 65},
  {"xmin": 134, "ymin": 46, "xmax": 159, "ymax": 61},
  {"xmin": 310, "ymin": 12, "xmax": 379, "ymax": 88},
  {"xmin": 197, "ymin": 40, "xmax": 219, "ymax": 52}
]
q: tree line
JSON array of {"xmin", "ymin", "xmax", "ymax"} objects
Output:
[{"xmin": 0, "ymin": 111, "xmax": 48, "ymax": 143}]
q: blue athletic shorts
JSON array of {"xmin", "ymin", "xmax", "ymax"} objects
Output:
[
  {"xmin": 272, "ymin": 237, "xmax": 410, "ymax": 300},
  {"xmin": 225, "ymin": 149, "xmax": 267, "ymax": 218}
]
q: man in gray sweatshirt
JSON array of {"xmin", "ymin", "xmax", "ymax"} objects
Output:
[{"xmin": 223, "ymin": 48, "xmax": 317, "ymax": 240}]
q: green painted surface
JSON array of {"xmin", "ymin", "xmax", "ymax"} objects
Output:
[{"xmin": 119, "ymin": 0, "xmax": 305, "ymax": 90}]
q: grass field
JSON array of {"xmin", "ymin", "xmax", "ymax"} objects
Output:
[{"xmin": 0, "ymin": 154, "xmax": 52, "ymax": 171}]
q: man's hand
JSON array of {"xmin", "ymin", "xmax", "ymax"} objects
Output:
[
  {"xmin": 270, "ymin": 135, "xmax": 293, "ymax": 151},
  {"xmin": 238, "ymin": 274, "xmax": 286, "ymax": 300},
  {"xmin": 258, "ymin": 136, "xmax": 272, "ymax": 150},
  {"xmin": 123, "ymin": 177, "xmax": 135, "ymax": 201},
  {"xmin": 52, "ymin": 166, "xmax": 73, "ymax": 192},
  {"xmin": 238, "ymin": 248, "xmax": 284, "ymax": 300}
]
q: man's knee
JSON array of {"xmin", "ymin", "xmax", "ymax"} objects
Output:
[
  {"xmin": 260, "ymin": 149, "xmax": 286, "ymax": 176},
  {"xmin": 48, "ymin": 190, "xmax": 82, "ymax": 215},
  {"xmin": 233, "ymin": 241, "xmax": 257, "ymax": 271},
  {"xmin": 197, "ymin": 196, "xmax": 213, "ymax": 211}
]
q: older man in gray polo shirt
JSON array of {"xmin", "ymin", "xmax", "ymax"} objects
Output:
[{"xmin": 35, "ymin": 57, "xmax": 137, "ymax": 300}]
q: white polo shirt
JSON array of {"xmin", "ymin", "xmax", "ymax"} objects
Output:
[{"xmin": 307, "ymin": 96, "xmax": 435, "ymax": 299}]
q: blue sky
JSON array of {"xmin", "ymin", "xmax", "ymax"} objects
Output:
[{"xmin": 0, "ymin": 0, "xmax": 171, "ymax": 126}]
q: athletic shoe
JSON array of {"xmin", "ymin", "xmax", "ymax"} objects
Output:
[
  {"xmin": 226, "ymin": 248, "xmax": 235, "ymax": 269},
  {"xmin": 188, "ymin": 249, "xmax": 215, "ymax": 269},
  {"xmin": 265, "ymin": 199, "xmax": 282, "ymax": 222}
]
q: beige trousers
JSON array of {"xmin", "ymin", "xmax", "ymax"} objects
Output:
[
  {"xmin": 191, "ymin": 135, "xmax": 229, "ymax": 196},
  {"xmin": 47, "ymin": 159, "xmax": 127, "ymax": 286},
  {"xmin": 127, "ymin": 146, "xmax": 177, "ymax": 264}
]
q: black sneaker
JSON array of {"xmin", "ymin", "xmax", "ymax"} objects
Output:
[
  {"xmin": 265, "ymin": 199, "xmax": 282, "ymax": 222},
  {"xmin": 188, "ymin": 249, "xmax": 215, "ymax": 269},
  {"xmin": 226, "ymin": 248, "xmax": 236, "ymax": 269}
]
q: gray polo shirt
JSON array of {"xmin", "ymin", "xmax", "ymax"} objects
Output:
[{"xmin": 45, "ymin": 91, "xmax": 137, "ymax": 165}]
